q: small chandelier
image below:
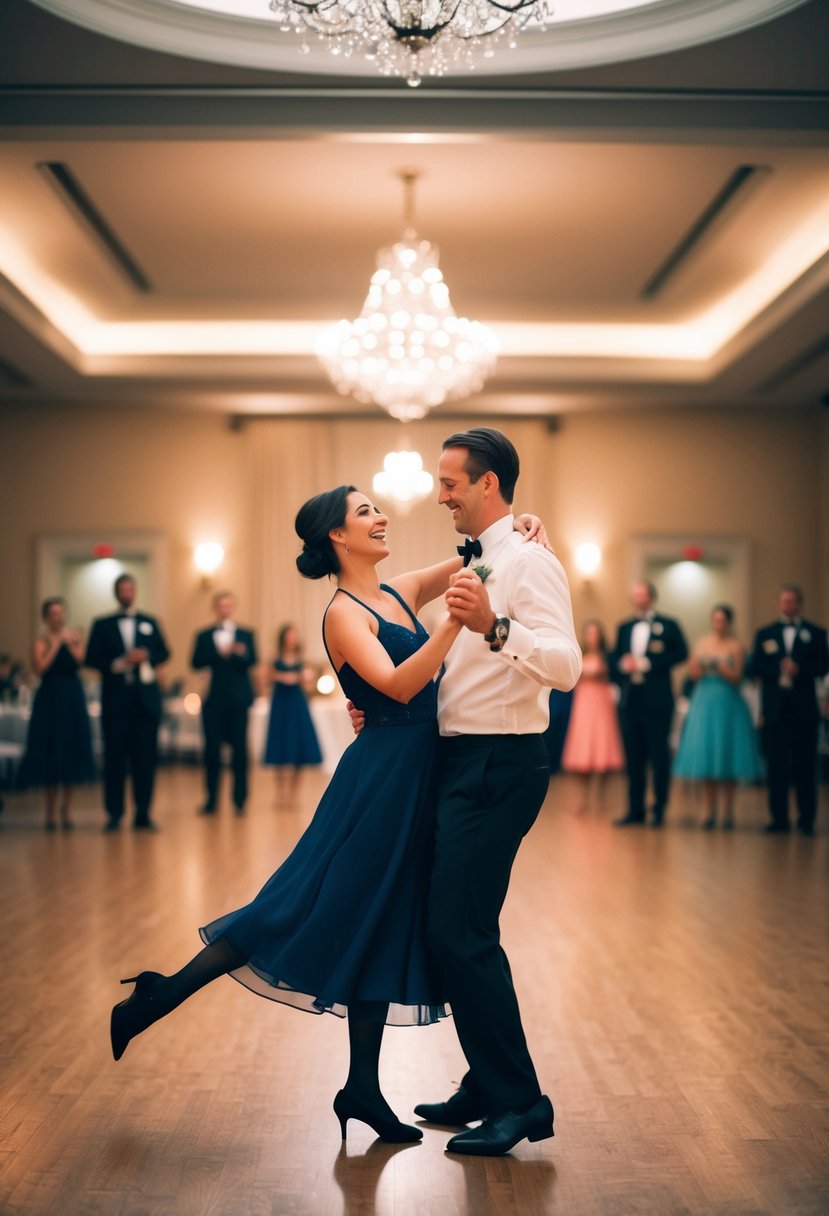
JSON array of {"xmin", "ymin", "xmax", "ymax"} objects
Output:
[
  {"xmin": 317, "ymin": 171, "xmax": 498, "ymax": 422},
  {"xmin": 267, "ymin": 1, "xmax": 548, "ymax": 87},
  {"xmin": 373, "ymin": 449, "xmax": 434, "ymax": 511}
]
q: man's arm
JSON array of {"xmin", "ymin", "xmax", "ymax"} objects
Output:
[{"xmin": 446, "ymin": 548, "xmax": 582, "ymax": 692}]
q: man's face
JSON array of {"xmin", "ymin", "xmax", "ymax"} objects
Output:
[
  {"xmin": 631, "ymin": 582, "xmax": 654, "ymax": 614},
  {"xmin": 215, "ymin": 595, "xmax": 235, "ymax": 621},
  {"xmin": 116, "ymin": 579, "xmax": 136, "ymax": 610},
  {"xmin": 437, "ymin": 446, "xmax": 486, "ymax": 538},
  {"xmin": 778, "ymin": 590, "xmax": 802, "ymax": 620}
]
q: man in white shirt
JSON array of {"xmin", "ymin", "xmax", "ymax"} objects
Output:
[{"xmin": 414, "ymin": 427, "xmax": 582, "ymax": 1156}]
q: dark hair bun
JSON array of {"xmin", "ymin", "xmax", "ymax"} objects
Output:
[
  {"xmin": 294, "ymin": 485, "xmax": 356, "ymax": 582},
  {"xmin": 296, "ymin": 543, "xmax": 337, "ymax": 580}
]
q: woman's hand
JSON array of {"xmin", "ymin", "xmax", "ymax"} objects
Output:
[{"xmin": 514, "ymin": 514, "xmax": 553, "ymax": 551}]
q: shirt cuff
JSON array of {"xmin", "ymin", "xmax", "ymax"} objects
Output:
[{"xmin": 497, "ymin": 618, "xmax": 535, "ymax": 662}]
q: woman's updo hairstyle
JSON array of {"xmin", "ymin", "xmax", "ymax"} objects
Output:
[{"xmin": 295, "ymin": 485, "xmax": 356, "ymax": 580}]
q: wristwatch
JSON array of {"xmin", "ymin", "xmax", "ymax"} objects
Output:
[{"xmin": 484, "ymin": 616, "xmax": 511, "ymax": 652}]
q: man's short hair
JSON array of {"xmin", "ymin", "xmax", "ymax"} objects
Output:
[
  {"xmin": 114, "ymin": 573, "xmax": 135, "ymax": 595},
  {"xmin": 441, "ymin": 427, "xmax": 519, "ymax": 504}
]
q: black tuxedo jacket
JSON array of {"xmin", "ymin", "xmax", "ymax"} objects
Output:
[
  {"xmin": 610, "ymin": 613, "xmax": 688, "ymax": 715},
  {"xmin": 85, "ymin": 611, "xmax": 170, "ymax": 718},
  {"xmin": 749, "ymin": 618, "xmax": 829, "ymax": 725},
  {"xmin": 191, "ymin": 626, "xmax": 257, "ymax": 709}
]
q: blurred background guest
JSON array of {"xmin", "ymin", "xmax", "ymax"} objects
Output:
[
  {"xmin": 86, "ymin": 574, "xmax": 170, "ymax": 832},
  {"xmin": 0, "ymin": 652, "xmax": 25, "ymax": 703},
  {"xmin": 673, "ymin": 604, "xmax": 761, "ymax": 829},
  {"xmin": 562, "ymin": 620, "xmax": 624, "ymax": 810},
  {"xmin": 191, "ymin": 590, "xmax": 257, "ymax": 817},
  {"xmin": 749, "ymin": 584, "xmax": 829, "ymax": 836},
  {"xmin": 611, "ymin": 580, "xmax": 688, "ymax": 828},
  {"xmin": 18, "ymin": 597, "xmax": 95, "ymax": 830},
  {"xmin": 264, "ymin": 623, "xmax": 322, "ymax": 808},
  {"xmin": 542, "ymin": 689, "xmax": 573, "ymax": 777}
]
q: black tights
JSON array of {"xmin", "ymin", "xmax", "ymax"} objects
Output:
[{"xmin": 157, "ymin": 944, "xmax": 393, "ymax": 1115}]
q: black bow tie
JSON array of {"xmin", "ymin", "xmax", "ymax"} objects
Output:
[{"xmin": 457, "ymin": 538, "xmax": 483, "ymax": 567}]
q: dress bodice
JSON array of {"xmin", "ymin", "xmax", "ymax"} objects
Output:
[
  {"xmin": 43, "ymin": 642, "xmax": 81, "ymax": 680},
  {"xmin": 274, "ymin": 659, "xmax": 303, "ymax": 673},
  {"xmin": 324, "ymin": 585, "xmax": 437, "ymax": 728}
]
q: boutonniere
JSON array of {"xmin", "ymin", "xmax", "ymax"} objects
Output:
[
  {"xmin": 138, "ymin": 621, "xmax": 153, "ymax": 635},
  {"xmin": 763, "ymin": 639, "xmax": 779, "ymax": 653},
  {"xmin": 651, "ymin": 621, "xmax": 664, "ymax": 635},
  {"xmin": 800, "ymin": 629, "xmax": 811, "ymax": 643},
  {"xmin": 472, "ymin": 563, "xmax": 492, "ymax": 582}
]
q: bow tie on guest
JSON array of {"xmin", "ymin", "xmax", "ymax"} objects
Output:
[{"xmin": 457, "ymin": 538, "xmax": 483, "ymax": 567}]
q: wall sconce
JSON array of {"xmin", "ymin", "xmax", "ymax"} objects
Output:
[
  {"xmin": 573, "ymin": 542, "xmax": 602, "ymax": 580},
  {"xmin": 194, "ymin": 541, "xmax": 225, "ymax": 590}
]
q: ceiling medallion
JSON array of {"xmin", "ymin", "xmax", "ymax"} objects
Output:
[
  {"xmin": 317, "ymin": 170, "xmax": 498, "ymax": 421},
  {"xmin": 266, "ymin": 0, "xmax": 548, "ymax": 87}
]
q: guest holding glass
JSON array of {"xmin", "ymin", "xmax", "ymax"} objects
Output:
[
  {"xmin": 561, "ymin": 620, "xmax": 624, "ymax": 809},
  {"xmin": 19, "ymin": 597, "xmax": 95, "ymax": 830},
  {"xmin": 264, "ymin": 623, "xmax": 322, "ymax": 807},
  {"xmin": 673, "ymin": 604, "xmax": 762, "ymax": 829}
]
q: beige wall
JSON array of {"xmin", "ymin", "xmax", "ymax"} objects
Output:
[{"xmin": 0, "ymin": 403, "xmax": 826, "ymax": 684}]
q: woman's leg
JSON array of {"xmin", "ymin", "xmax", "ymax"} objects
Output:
[
  {"xmin": 721, "ymin": 781, "xmax": 736, "ymax": 828},
  {"xmin": 60, "ymin": 784, "xmax": 75, "ymax": 827},
  {"xmin": 702, "ymin": 780, "xmax": 717, "ymax": 828},
  {"xmin": 44, "ymin": 785, "xmax": 58, "ymax": 829},
  {"xmin": 344, "ymin": 1000, "xmax": 397, "ymax": 1118}
]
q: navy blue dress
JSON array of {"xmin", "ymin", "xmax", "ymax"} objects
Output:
[
  {"xmin": 263, "ymin": 660, "xmax": 323, "ymax": 767},
  {"xmin": 200, "ymin": 586, "xmax": 447, "ymax": 1027},
  {"xmin": 19, "ymin": 643, "xmax": 95, "ymax": 787}
]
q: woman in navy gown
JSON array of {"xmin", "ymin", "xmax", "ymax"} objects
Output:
[
  {"xmin": 110, "ymin": 485, "xmax": 547, "ymax": 1142},
  {"xmin": 264, "ymin": 623, "xmax": 322, "ymax": 807},
  {"xmin": 20, "ymin": 596, "xmax": 95, "ymax": 829}
]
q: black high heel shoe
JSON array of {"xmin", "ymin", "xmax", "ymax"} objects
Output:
[
  {"xmin": 333, "ymin": 1089, "xmax": 422, "ymax": 1144},
  {"xmin": 110, "ymin": 971, "xmax": 167, "ymax": 1061}
]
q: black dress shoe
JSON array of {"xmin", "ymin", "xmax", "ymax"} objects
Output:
[
  {"xmin": 445, "ymin": 1095, "xmax": 555, "ymax": 1156},
  {"xmin": 613, "ymin": 813, "xmax": 645, "ymax": 827},
  {"xmin": 414, "ymin": 1086, "xmax": 489, "ymax": 1127},
  {"xmin": 102, "ymin": 819, "xmax": 121, "ymax": 833},
  {"xmin": 764, "ymin": 822, "xmax": 790, "ymax": 834},
  {"xmin": 199, "ymin": 802, "xmax": 217, "ymax": 815},
  {"xmin": 133, "ymin": 819, "xmax": 159, "ymax": 832},
  {"xmin": 797, "ymin": 823, "xmax": 815, "ymax": 838},
  {"xmin": 233, "ymin": 803, "xmax": 246, "ymax": 817}
]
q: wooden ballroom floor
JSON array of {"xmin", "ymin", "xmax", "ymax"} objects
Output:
[{"xmin": 0, "ymin": 764, "xmax": 827, "ymax": 1216}]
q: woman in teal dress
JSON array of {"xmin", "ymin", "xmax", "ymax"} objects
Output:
[
  {"xmin": 109, "ymin": 486, "xmax": 548, "ymax": 1143},
  {"xmin": 674, "ymin": 604, "xmax": 762, "ymax": 829}
]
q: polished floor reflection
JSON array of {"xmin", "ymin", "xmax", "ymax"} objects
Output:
[{"xmin": 0, "ymin": 767, "xmax": 827, "ymax": 1216}]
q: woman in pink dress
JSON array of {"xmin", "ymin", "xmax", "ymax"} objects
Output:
[{"xmin": 562, "ymin": 621, "xmax": 625, "ymax": 809}]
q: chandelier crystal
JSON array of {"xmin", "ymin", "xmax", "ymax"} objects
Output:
[
  {"xmin": 318, "ymin": 172, "xmax": 498, "ymax": 422},
  {"xmin": 267, "ymin": 1, "xmax": 551, "ymax": 87}
]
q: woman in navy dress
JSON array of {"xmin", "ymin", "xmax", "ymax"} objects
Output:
[
  {"xmin": 264, "ymin": 623, "xmax": 322, "ymax": 807},
  {"xmin": 20, "ymin": 596, "xmax": 95, "ymax": 830},
  {"xmin": 110, "ymin": 486, "xmax": 546, "ymax": 1141}
]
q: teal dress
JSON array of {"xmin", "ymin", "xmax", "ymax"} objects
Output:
[
  {"xmin": 674, "ymin": 658, "xmax": 762, "ymax": 781},
  {"xmin": 200, "ymin": 585, "xmax": 447, "ymax": 1027}
]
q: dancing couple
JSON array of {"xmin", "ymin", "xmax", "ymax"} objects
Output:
[{"xmin": 110, "ymin": 427, "xmax": 581, "ymax": 1156}]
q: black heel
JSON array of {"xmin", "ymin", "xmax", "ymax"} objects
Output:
[
  {"xmin": 110, "ymin": 971, "xmax": 167, "ymax": 1061},
  {"xmin": 332, "ymin": 1090, "xmax": 422, "ymax": 1144}
]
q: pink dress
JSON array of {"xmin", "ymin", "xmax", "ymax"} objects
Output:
[{"xmin": 562, "ymin": 655, "xmax": 625, "ymax": 773}]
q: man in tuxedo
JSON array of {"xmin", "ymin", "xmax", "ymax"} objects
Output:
[
  {"xmin": 610, "ymin": 580, "xmax": 688, "ymax": 828},
  {"xmin": 191, "ymin": 591, "xmax": 257, "ymax": 816},
  {"xmin": 413, "ymin": 427, "xmax": 582, "ymax": 1156},
  {"xmin": 86, "ymin": 574, "xmax": 170, "ymax": 831},
  {"xmin": 749, "ymin": 583, "xmax": 828, "ymax": 836}
]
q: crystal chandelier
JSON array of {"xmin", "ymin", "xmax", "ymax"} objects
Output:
[
  {"xmin": 317, "ymin": 171, "xmax": 498, "ymax": 422},
  {"xmin": 267, "ymin": 1, "xmax": 549, "ymax": 87}
]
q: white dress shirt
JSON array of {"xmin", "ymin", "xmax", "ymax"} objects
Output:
[
  {"xmin": 213, "ymin": 620, "xmax": 236, "ymax": 656},
  {"xmin": 438, "ymin": 515, "xmax": 582, "ymax": 736}
]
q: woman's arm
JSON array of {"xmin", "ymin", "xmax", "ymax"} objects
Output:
[
  {"xmin": 717, "ymin": 643, "xmax": 745, "ymax": 686},
  {"xmin": 324, "ymin": 595, "xmax": 461, "ymax": 705}
]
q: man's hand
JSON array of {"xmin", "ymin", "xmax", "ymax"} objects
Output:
[
  {"xmin": 514, "ymin": 513, "xmax": 554, "ymax": 551},
  {"xmin": 619, "ymin": 654, "xmax": 638, "ymax": 674},
  {"xmin": 127, "ymin": 647, "xmax": 150, "ymax": 666},
  {"xmin": 346, "ymin": 699, "xmax": 365, "ymax": 736},
  {"xmin": 445, "ymin": 571, "xmax": 497, "ymax": 635}
]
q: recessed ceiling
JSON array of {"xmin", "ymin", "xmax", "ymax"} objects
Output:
[{"xmin": 27, "ymin": 0, "xmax": 812, "ymax": 78}]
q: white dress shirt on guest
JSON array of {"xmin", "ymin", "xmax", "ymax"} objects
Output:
[
  {"xmin": 438, "ymin": 514, "xmax": 582, "ymax": 736},
  {"xmin": 213, "ymin": 620, "xmax": 236, "ymax": 656}
]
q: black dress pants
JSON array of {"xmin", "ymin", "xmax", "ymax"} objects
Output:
[
  {"xmin": 763, "ymin": 710, "xmax": 818, "ymax": 830},
  {"xmin": 620, "ymin": 690, "xmax": 672, "ymax": 820},
  {"xmin": 102, "ymin": 693, "xmax": 160, "ymax": 824},
  {"xmin": 203, "ymin": 698, "xmax": 249, "ymax": 808},
  {"xmin": 427, "ymin": 733, "xmax": 550, "ymax": 1114}
]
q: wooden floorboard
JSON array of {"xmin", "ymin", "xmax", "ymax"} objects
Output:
[{"xmin": 0, "ymin": 767, "xmax": 827, "ymax": 1215}]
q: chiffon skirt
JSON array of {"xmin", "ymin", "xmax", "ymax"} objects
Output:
[{"xmin": 674, "ymin": 676, "xmax": 762, "ymax": 781}]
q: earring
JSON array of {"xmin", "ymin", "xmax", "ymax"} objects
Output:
[{"xmin": 346, "ymin": 544, "xmax": 350, "ymax": 555}]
